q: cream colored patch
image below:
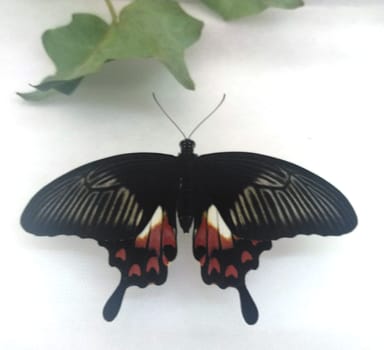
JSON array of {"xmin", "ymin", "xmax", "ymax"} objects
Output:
[
  {"xmin": 136, "ymin": 206, "xmax": 163, "ymax": 239},
  {"xmin": 207, "ymin": 204, "xmax": 231, "ymax": 239}
]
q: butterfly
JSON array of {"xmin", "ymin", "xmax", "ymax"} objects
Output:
[{"xmin": 20, "ymin": 95, "xmax": 357, "ymax": 325}]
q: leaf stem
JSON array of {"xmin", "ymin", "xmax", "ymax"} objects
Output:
[{"xmin": 105, "ymin": 0, "xmax": 118, "ymax": 23}]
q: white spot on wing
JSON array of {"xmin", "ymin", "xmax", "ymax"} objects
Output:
[
  {"xmin": 207, "ymin": 205, "xmax": 217, "ymax": 228},
  {"xmin": 207, "ymin": 205, "xmax": 231, "ymax": 239},
  {"xmin": 136, "ymin": 206, "xmax": 163, "ymax": 240},
  {"xmin": 151, "ymin": 206, "xmax": 163, "ymax": 227}
]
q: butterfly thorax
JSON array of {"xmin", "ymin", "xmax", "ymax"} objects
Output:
[
  {"xmin": 179, "ymin": 138, "xmax": 196, "ymax": 155},
  {"xmin": 178, "ymin": 139, "xmax": 198, "ymax": 233}
]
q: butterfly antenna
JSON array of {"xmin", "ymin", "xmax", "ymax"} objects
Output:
[
  {"xmin": 188, "ymin": 94, "xmax": 226, "ymax": 139},
  {"xmin": 152, "ymin": 93, "xmax": 187, "ymax": 139}
]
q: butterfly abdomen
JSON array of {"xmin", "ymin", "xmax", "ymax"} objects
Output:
[
  {"xmin": 177, "ymin": 188, "xmax": 194, "ymax": 233},
  {"xmin": 177, "ymin": 140, "xmax": 198, "ymax": 233},
  {"xmin": 177, "ymin": 164, "xmax": 195, "ymax": 233}
]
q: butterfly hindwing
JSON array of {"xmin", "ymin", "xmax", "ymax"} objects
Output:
[
  {"xmin": 193, "ymin": 205, "xmax": 272, "ymax": 324},
  {"xmin": 99, "ymin": 206, "xmax": 177, "ymax": 321}
]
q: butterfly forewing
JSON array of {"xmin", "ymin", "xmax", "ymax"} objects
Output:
[
  {"xmin": 194, "ymin": 152, "xmax": 357, "ymax": 240},
  {"xmin": 21, "ymin": 153, "xmax": 179, "ymax": 240}
]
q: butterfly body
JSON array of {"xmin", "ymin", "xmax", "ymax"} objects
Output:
[
  {"xmin": 177, "ymin": 139, "xmax": 198, "ymax": 232},
  {"xmin": 21, "ymin": 138, "xmax": 357, "ymax": 325}
]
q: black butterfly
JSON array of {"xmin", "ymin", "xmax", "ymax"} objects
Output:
[{"xmin": 21, "ymin": 96, "xmax": 357, "ymax": 325}]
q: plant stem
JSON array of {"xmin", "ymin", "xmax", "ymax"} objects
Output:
[{"xmin": 105, "ymin": 0, "xmax": 118, "ymax": 23}]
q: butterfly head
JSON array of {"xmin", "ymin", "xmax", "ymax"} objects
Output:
[{"xmin": 180, "ymin": 139, "xmax": 196, "ymax": 155}]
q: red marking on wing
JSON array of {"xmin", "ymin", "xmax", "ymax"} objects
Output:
[
  {"xmin": 135, "ymin": 234, "xmax": 148, "ymax": 249},
  {"xmin": 220, "ymin": 236, "xmax": 233, "ymax": 250},
  {"xmin": 146, "ymin": 257, "xmax": 160, "ymax": 274},
  {"xmin": 207, "ymin": 224, "xmax": 220, "ymax": 255},
  {"xmin": 115, "ymin": 248, "xmax": 127, "ymax": 261},
  {"xmin": 225, "ymin": 265, "xmax": 238, "ymax": 279},
  {"xmin": 195, "ymin": 212, "xmax": 233, "ymax": 252},
  {"xmin": 195, "ymin": 213, "xmax": 207, "ymax": 248},
  {"xmin": 193, "ymin": 209, "xmax": 272, "ymax": 297},
  {"xmin": 208, "ymin": 257, "xmax": 221, "ymax": 275},
  {"xmin": 162, "ymin": 214, "xmax": 176, "ymax": 248},
  {"xmin": 162, "ymin": 255, "xmax": 169, "ymax": 266},
  {"xmin": 128, "ymin": 264, "xmax": 141, "ymax": 277},
  {"xmin": 102, "ymin": 208, "xmax": 178, "ymax": 290},
  {"xmin": 251, "ymin": 240, "xmax": 260, "ymax": 246},
  {"xmin": 148, "ymin": 222, "xmax": 162, "ymax": 255},
  {"xmin": 241, "ymin": 250, "xmax": 253, "ymax": 263},
  {"xmin": 199, "ymin": 255, "xmax": 206, "ymax": 266}
]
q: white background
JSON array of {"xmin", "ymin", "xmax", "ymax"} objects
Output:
[{"xmin": 1, "ymin": 1, "xmax": 383, "ymax": 349}]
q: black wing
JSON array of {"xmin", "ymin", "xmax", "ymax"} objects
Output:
[
  {"xmin": 192, "ymin": 152, "xmax": 357, "ymax": 324},
  {"xmin": 21, "ymin": 153, "xmax": 179, "ymax": 321},
  {"xmin": 21, "ymin": 153, "xmax": 179, "ymax": 240},
  {"xmin": 194, "ymin": 152, "xmax": 357, "ymax": 240}
]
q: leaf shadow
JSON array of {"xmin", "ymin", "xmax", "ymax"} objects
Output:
[{"xmin": 22, "ymin": 58, "xmax": 174, "ymax": 114}]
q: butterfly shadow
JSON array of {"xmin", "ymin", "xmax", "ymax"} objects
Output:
[{"xmin": 269, "ymin": 234, "xmax": 348, "ymax": 258}]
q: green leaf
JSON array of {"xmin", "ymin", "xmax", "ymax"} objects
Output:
[
  {"xmin": 201, "ymin": 0, "xmax": 304, "ymax": 20},
  {"xmin": 17, "ymin": 90, "xmax": 56, "ymax": 101},
  {"xmin": 19, "ymin": 0, "xmax": 203, "ymax": 100}
]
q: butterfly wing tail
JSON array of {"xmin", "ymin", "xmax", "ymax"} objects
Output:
[
  {"xmin": 103, "ymin": 280, "xmax": 127, "ymax": 322},
  {"xmin": 237, "ymin": 284, "xmax": 258, "ymax": 325}
]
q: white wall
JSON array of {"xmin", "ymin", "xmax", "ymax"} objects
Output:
[{"xmin": 1, "ymin": 1, "xmax": 382, "ymax": 349}]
